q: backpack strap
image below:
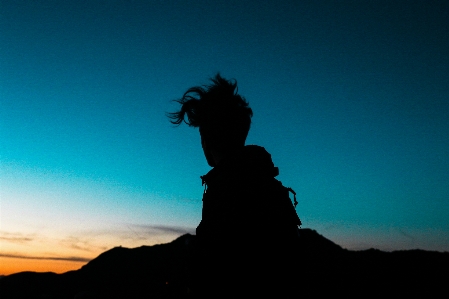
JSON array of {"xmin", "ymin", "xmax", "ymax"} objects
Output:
[
  {"xmin": 286, "ymin": 186, "xmax": 301, "ymax": 227},
  {"xmin": 285, "ymin": 187, "xmax": 298, "ymax": 208},
  {"xmin": 272, "ymin": 179, "xmax": 302, "ymax": 228},
  {"xmin": 200, "ymin": 175, "xmax": 208, "ymax": 194}
]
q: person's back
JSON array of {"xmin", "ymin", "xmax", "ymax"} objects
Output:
[
  {"xmin": 168, "ymin": 74, "xmax": 300, "ymax": 297},
  {"xmin": 197, "ymin": 145, "xmax": 299, "ymax": 296}
]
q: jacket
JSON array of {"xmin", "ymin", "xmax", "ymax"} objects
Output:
[
  {"xmin": 196, "ymin": 145, "xmax": 281, "ymax": 244},
  {"xmin": 193, "ymin": 145, "xmax": 299, "ymax": 296}
]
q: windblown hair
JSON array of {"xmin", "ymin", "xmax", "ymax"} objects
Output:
[{"xmin": 167, "ymin": 73, "xmax": 253, "ymax": 150}]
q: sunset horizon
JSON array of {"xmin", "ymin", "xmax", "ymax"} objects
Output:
[{"xmin": 1, "ymin": 0, "xmax": 448, "ymax": 278}]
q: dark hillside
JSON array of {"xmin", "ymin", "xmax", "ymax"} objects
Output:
[{"xmin": 1, "ymin": 229, "xmax": 447, "ymax": 298}]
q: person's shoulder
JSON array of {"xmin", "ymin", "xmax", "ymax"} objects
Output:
[
  {"xmin": 242, "ymin": 145, "xmax": 278, "ymax": 177},
  {"xmin": 242, "ymin": 144, "xmax": 272, "ymax": 161},
  {"xmin": 243, "ymin": 144, "xmax": 268, "ymax": 152}
]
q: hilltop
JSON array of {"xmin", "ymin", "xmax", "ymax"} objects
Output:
[{"xmin": 1, "ymin": 228, "xmax": 448, "ymax": 298}]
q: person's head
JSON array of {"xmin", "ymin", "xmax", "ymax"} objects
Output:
[{"xmin": 168, "ymin": 73, "xmax": 253, "ymax": 166}]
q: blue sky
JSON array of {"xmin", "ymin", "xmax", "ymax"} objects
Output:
[{"xmin": 1, "ymin": 0, "xmax": 448, "ymax": 274}]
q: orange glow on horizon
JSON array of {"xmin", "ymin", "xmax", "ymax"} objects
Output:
[{"xmin": 0, "ymin": 257, "xmax": 88, "ymax": 276}]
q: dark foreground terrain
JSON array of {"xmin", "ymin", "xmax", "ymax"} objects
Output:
[{"xmin": 1, "ymin": 229, "xmax": 448, "ymax": 298}]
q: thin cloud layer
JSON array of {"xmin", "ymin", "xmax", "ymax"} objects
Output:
[
  {"xmin": 59, "ymin": 236, "xmax": 108, "ymax": 253},
  {"xmin": 0, "ymin": 232, "xmax": 35, "ymax": 244},
  {"xmin": 0, "ymin": 253, "xmax": 91, "ymax": 263},
  {"xmin": 132, "ymin": 224, "xmax": 195, "ymax": 235}
]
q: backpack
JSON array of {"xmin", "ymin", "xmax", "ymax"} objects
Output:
[
  {"xmin": 278, "ymin": 179, "xmax": 302, "ymax": 225},
  {"xmin": 198, "ymin": 165, "xmax": 302, "ymax": 244},
  {"xmin": 269, "ymin": 178, "xmax": 302, "ymax": 240}
]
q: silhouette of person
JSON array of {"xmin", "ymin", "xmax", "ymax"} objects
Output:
[{"xmin": 168, "ymin": 74, "xmax": 299, "ymax": 297}]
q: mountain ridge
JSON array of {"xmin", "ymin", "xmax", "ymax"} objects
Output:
[{"xmin": 1, "ymin": 228, "xmax": 448, "ymax": 298}]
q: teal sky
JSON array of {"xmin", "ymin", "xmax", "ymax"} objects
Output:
[{"xmin": 1, "ymin": 0, "xmax": 449, "ymax": 269}]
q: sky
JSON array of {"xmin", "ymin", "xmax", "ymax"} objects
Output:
[{"xmin": 1, "ymin": 0, "xmax": 448, "ymax": 275}]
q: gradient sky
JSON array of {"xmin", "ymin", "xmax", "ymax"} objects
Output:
[{"xmin": 1, "ymin": 0, "xmax": 448, "ymax": 275}]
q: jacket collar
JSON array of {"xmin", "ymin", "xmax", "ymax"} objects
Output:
[{"xmin": 200, "ymin": 145, "xmax": 279, "ymax": 186}]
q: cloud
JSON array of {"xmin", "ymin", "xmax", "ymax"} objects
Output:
[
  {"xmin": 0, "ymin": 225, "xmax": 194, "ymax": 267},
  {"xmin": 0, "ymin": 253, "xmax": 91, "ymax": 263},
  {"xmin": 131, "ymin": 224, "xmax": 195, "ymax": 236},
  {"xmin": 52, "ymin": 224, "xmax": 195, "ymax": 252},
  {"xmin": 0, "ymin": 232, "xmax": 34, "ymax": 244},
  {"xmin": 59, "ymin": 236, "xmax": 108, "ymax": 253}
]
